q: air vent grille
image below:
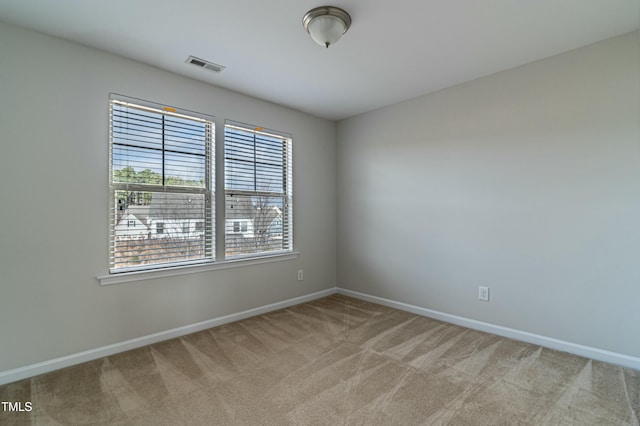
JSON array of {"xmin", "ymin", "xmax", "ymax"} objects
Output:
[{"xmin": 186, "ymin": 56, "xmax": 225, "ymax": 73}]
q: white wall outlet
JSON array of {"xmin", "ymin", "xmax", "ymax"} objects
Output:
[
  {"xmin": 297, "ymin": 269, "xmax": 304, "ymax": 281},
  {"xmin": 479, "ymin": 286, "xmax": 490, "ymax": 302}
]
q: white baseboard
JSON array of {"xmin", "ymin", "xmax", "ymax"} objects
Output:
[
  {"xmin": 337, "ymin": 288, "xmax": 640, "ymax": 371},
  {"xmin": 3, "ymin": 286, "xmax": 637, "ymax": 386},
  {"xmin": 0, "ymin": 287, "xmax": 337, "ymax": 386}
]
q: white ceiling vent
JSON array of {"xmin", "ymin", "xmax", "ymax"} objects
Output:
[{"xmin": 186, "ymin": 56, "xmax": 225, "ymax": 73}]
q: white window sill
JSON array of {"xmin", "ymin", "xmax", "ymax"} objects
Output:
[{"xmin": 97, "ymin": 252, "xmax": 299, "ymax": 286}]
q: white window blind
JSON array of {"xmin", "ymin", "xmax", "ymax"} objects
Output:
[
  {"xmin": 109, "ymin": 95, "xmax": 214, "ymax": 272},
  {"xmin": 224, "ymin": 121, "xmax": 292, "ymax": 258}
]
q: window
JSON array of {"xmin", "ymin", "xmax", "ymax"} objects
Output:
[
  {"xmin": 224, "ymin": 121, "xmax": 292, "ymax": 258},
  {"xmin": 105, "ymin": 96, "xmax": 295, "ymax": 280},
  {"xmin": 230, "ymin": 220, "xmax": 249, "ymax": 234},
  {"xmin": 109, "ymin": 95, "xmax": 214, "ymax": 272}
]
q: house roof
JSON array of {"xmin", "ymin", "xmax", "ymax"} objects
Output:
[
  {"xmin": 226, "ymin": 196, "xmax": 257, "ymax": 220},
  {"xmin": 148, "ymin": 192, "xmax": 205, "ymax": 220},
  {"xmin": 126, "ymin": 205, "xmax": 150, "ymax": 224}
]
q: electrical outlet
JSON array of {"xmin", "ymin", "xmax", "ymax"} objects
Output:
[
  {"xmin": 297, "ymin": 269, "xmax": 304, "ymax": 281},
  {"xmin": 478, "ymin": 286, "xmax": 490, "ymax": 302}
]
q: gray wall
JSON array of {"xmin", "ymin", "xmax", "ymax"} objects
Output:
[
  {"xmin": 1, "ymin": 19, "xmax": 638, "ymax": 373},
  {"xmin": 337, "ymin": 32, "xmax": 640, "ymax": 358},
  {"xmin": 0, "ymin": 21, "xmax": 336, "ymax": 371}
]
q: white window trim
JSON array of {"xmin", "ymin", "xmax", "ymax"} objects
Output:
[
  {"xmin": 97, "ymin": 251, "xmax": 299, "ymax": 286},
  {"xmin": 223, "ymin": 120, "xmax": 293, "ymax": 258},
  {"xmin": 103, "ymin": 95, "xmax": 298, "ymax": 284},
  {"xmin": 108, "ymin": 93, "xmax": 215, "ymax": 272}
]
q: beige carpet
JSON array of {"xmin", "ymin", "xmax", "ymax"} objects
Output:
[{"xmin": 1, "ymin": 294, "xmax": 638, "ymax": 425}]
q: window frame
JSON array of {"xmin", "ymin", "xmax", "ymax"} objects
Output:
[
  {"xmin": 108, "ymin": 94, "xmax": 215, "ymax": 274},
  {"xmin": 100, "ymin": 95, "xmax": 298, "ymax": 285},
  {"xmin": 223, "ymin": 120, "xmax": 293, "ymax": 260}
]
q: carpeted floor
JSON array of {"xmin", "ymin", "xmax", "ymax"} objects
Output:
[{"xmin": 1, "ymin": 294, "xmax": 638, "ymax": 425}]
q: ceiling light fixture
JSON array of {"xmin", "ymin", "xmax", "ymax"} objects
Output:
[{"xmin": 302, "ymin": 6, "xmax": 351, "ymax": 48}]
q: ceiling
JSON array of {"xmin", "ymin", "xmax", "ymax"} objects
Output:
[{"xmin": 0, "ymin": 1, "xmax": 638, "ymax": 121}]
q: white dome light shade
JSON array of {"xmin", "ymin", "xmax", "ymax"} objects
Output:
[
  {"xmin": 307, "ymin": 15, "xmax": 346, "ymax": 47},
  {"xmin": 303, "ymin": 7, "xmax": 351, "ymax": 48}
]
